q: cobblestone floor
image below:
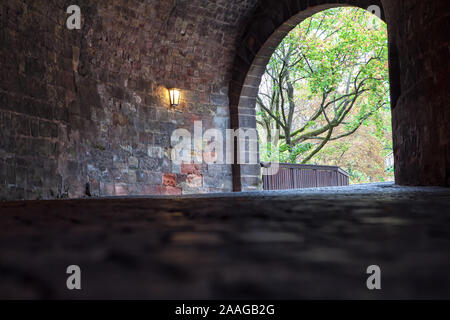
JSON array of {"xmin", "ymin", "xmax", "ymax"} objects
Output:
[{"xmin": 0, "ymin": 183, "xmax": 450, "ymax": 299}]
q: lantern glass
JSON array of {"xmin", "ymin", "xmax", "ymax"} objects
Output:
[{"xmin": 169, "ymin": 88, "xmax": 180, "ymax": 107}]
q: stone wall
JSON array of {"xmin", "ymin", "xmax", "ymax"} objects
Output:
[
  {"xmin": 383, "ymin": 0, "xmax": 450, "ymax": 186},
  {"xmin": 0, "ymin": 0, "xmax": 258, "ymax": 200},
  {"xmin": 1, "ymin": 0, "xmax": 448, "ymax": 201}
]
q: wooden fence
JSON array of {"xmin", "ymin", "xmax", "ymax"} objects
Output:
[{"xmin": 261, "ymin": 163, "xmax": 349, "ymax": 190}]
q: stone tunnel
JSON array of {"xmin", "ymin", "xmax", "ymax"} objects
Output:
[
  {"xmin": 1, "ymin": 0, "xmax": 448, "ymax": 200},
  {"xmin": 0, "ymin": 0, "xmax": 449, "ymax": 300}
]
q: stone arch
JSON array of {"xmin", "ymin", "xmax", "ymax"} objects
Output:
[{"xmin": 229, "ymin": 0, "xmax": 386, "ymax": 191}]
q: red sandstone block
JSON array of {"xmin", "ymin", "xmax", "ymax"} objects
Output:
[
  {"xmin": 163, "ymin": 173, "xmax": 177, "ymax": 187},
  {"xmin": 114, "ymin": 183, "xmax": 129, "ymax": 196},
  {"xmin": 181, "ymin": 164, "xmax": 202, "ymax": 175},
  {"xmin": 142, "ymin": 185, "xmax": 161, "ymax": 195},
  {"xmin": 160, "ymin": 186, "xmax": 182, "ymax": 196}
]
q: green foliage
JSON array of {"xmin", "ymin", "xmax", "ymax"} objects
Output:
[
  {"xmin": 257, "ymin": 7, "xmax": 393, "ymax": 182},
  {"xmin": 278, "ymin": 143, "xmax": 314, "ymax": 163}
]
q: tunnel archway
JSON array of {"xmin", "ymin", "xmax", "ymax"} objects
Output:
[{"xmin": 229, "ymin": 0, "xmax": 389, "ymax": 191}]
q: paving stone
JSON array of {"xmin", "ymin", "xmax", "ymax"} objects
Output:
[{"xmin": 0, "ymin": 183, "xmax": 449, "ymax": 299}]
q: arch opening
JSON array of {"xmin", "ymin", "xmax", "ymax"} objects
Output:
[{"xmin": 230, "ymin": 1, "xmax": 393, "ymax": 191}]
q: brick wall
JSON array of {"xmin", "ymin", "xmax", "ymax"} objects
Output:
[
  {"xmin": 1, "ymin": 0, "xmax": 448, "ymax": 201},
  {"xmin": 0, "ymin": 0, "xmax": 258, "ymax": 200},
  {"xmin": 383, "ymin": 0, "xmax": 450, "ymax": 186}
]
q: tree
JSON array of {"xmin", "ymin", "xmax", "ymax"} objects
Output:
[
  {"xmin": 313, "ymin": 124, "xmax": 395, "ymax": 183},
  {"xmin": 256, "ymin": 7, "xmax": 390, "ymax": 164}
]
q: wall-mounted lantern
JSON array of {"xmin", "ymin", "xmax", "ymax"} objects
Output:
[{"xmin": 169, "ymin": 88, "xmax": 181, "ymax": 108}]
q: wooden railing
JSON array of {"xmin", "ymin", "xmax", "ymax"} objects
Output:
[{"xmin": 261, "ymin": 163, "xmax": 349, "ymax": 190}]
